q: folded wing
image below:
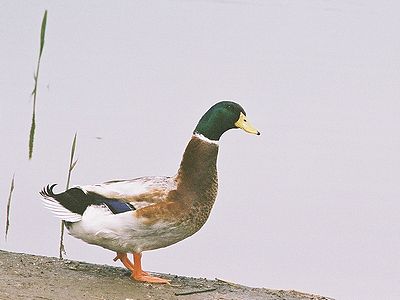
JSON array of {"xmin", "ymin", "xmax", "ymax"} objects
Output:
[{"xmin": 40, "ymin": 176, "xmax": 176, "ymax": 222}]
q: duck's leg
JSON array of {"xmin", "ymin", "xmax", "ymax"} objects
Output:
[
  {"xmin": 113, "ymin": 252, "xmax": 135, "ymax": 272},
  {"xmin": 131, "ymin": 252, "xmax": 170, "ymax": 284}
]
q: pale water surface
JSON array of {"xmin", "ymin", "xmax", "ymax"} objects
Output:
[{"xmin": 1, "ymin": 1, "xmax": 399, "ymax": 300}]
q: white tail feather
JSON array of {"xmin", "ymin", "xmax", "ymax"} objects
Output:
[{"xmin": 41, "ymin": 195, "xmax": 82, "ymax": 222}]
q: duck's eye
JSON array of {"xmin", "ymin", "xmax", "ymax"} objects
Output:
[{"xmin": 244, "ymin": 119, "xmax": 247, "ymax": 122}]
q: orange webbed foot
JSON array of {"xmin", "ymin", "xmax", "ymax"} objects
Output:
[
  {"xmin": 130, "ymin": 252, "xmax": 170, "ymax": 284},
  {"xmin": 131, "ymin": 273, "xmax": 170, "ymax": 284}
]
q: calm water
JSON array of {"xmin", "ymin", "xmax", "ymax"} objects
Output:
[{"xmin": 1, "ymin": 1, "xmax": 399, "ymax": 299}]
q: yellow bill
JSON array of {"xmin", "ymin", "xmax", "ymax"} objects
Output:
[{"xmin": 235, "ymin": 112, "xmax": 260, "ymax": 135}]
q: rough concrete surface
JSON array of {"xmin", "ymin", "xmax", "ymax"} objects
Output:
[{"xmin": 0, "ymin": 250, "xmax": 334, "ymax": 300}]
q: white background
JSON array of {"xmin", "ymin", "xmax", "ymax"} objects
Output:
[{"xmin": 1, "ymin": 1, "xmax": 399, "ymax": 299}]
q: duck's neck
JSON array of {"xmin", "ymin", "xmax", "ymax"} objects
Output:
[{"xmin": 176, "ymin": 134, "xmax": 219, "ymax": 199}]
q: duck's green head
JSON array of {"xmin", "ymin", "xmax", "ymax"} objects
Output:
[{"xmin": 194, "ymin": 101, "xmax": 260, "ymax": 141}]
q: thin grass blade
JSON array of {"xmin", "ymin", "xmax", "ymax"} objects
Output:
[
  {"xmin": 70, "ymin": 133, "xmax": 77, "ymax": 166},
  {"xmin": 39, "ymin": 10, "xmax": 48, "ymax": 57},
  {"xmin": 70, "ymin": 159, "xmax": 78, "ymax": 172},
  {"xmin": 59, "ymin": 132, "xmax": 78, "ymax": 259},
  {"xmin": 66, "ymin": 133, "xmax": 77, "ymax": 189},
  {"xmin": 59, "ymin": 222, "xmax": 66, "ymax": 259},
  {"xmin": 28, "ymin": 111, "xmax": 36, "ymax": 160},
  {"xmin": 5, "ymin": 174, "xmax": 15, "ymax": 240},
  {"xmin": 28, "ymin": 10, "xmax": 47, "ymax": 160},
  {"xmin": 31, "ymin": 73, "xmax": 37, "ymax": 95}
]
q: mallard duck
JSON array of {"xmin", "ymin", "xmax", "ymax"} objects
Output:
[{"xmin": 40, "ymin": 101, "xmax": 259, "ymax": 284}]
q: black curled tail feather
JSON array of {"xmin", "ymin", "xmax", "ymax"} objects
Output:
[
  {"xmin": 40, "ymin": 184, "xmax": 83, "ymax": 222},
  {"xmin": 40, "ymin": 185, "xmax": 94, "ymax": 215},
  {"xmin": 40, "ymin": 184, "xmax": 58, "ymax": 198}
]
